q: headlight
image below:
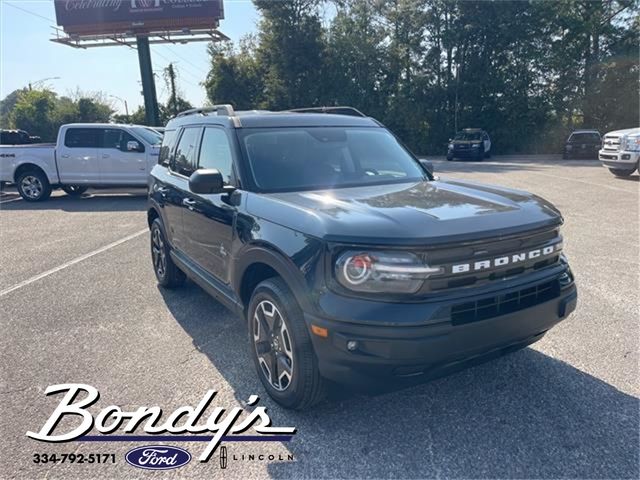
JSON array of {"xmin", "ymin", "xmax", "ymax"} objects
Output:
[
  {"xmin": 335, "ymin": 251, "xmax": 442, "ymax": 294},
  {"xmin": 625, "ymin": 136, "xmax": 640, "ymax": 151},
  {"xmin": 472, "ymin": 143, "xmax": 481, "ymax": 148},
  {"xmin": 448, "ymin": 143, "xmax": 454, "ymax": 149}
]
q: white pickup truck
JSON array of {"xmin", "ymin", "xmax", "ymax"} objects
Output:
[
  {"xmin": 0, "ymin": 123, "xmax": 163, "ymax": 201},
  {"xmin": 599, "ymin": 127, "xmax": 640, "ymax": 177}
]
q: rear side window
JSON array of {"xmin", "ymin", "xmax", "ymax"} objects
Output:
[
  {"xmin": 158, "ymin": 129, "xmax": 177, "ymax": 166},
  {"xmin": 64, "ymin": 128, "xmax": 100, "ymax": 148},
  {"xmin": 172, "ymin": 127, "xmax": 200, "ymax": 176}
]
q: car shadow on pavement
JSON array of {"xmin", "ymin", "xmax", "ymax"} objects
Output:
[
  {"xmin": 159, "ymin": 281, "xmax": 639, "ymax": 479},
  {"xmin": 0, "ymin": 190, "xmax": 147, "ymax": 212}
]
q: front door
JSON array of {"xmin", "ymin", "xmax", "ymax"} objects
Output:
[
  {"xmin": 98, "ymin": 128, "xmax": 148, "ymax": 184},
  {"xmin": 56, "ymin": 127, "xmax": 100, "ymax": 184},
  {"xmin": 181, "ymin": 126, "xmax": 236, "ymax": 283}
]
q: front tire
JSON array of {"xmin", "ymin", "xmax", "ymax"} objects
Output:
[
  {"xmin": 248, "ymin": 277, "xmax": 325, "ymax": 410},
  {"xmin": 150, "ymin": 218, "xmax": 185, "ymax": 288},
  {"xmin": 609, "ymin": 168, "xmax": 636, "ymax": 177},
  {"xmin": 16, "ymin": 170, "xmax": 51, "ymax": 202},
  {"xmin": 62, "ymin": 185, "xmax": 88, "ymax": 196}
]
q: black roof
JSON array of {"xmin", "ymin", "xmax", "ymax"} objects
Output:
[{"xmin": 166, "ymin": 106, "xmax": 380, "ymax": 130}]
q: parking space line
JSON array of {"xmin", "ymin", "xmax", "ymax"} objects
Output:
[
  {"xmin": 0, "ymin": 197, "xmax": 22, "ymax": 205},
  {"xmin": 0, "ymin": 229, "xmax": 147, "ymax": 298}
]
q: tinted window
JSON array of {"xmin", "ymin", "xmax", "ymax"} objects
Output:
[
  {"xmin": 159, "ymin": 129, "xmax": 177, "ymax": 166},
  {"xmin": 64, "ymin": 128, "xmax": 100, "ymax": 148},
  {"xmin": 240, "ymin": 127, "xmax": 425, "ymax": 192},
  {"xmin": 569, "ymin": 132, "xmax": 601, "ymax": 143},
  {"xmin": 198, "ymin": 127, "xmax": 233, "ymax": 184},
  {"xmin": 101, "ymin": 129, "xmax": 143, "ymax": 152},
  {"xmin": 102, "ymin": 129, "xmax": 122, "ymax": 149},
  {"xmin": 454, "ymin": 131, "xmax": 482, "ymax": 141},
  {"xmin": 172, "ymin": 128, "xmax": 200, "ymax": 176}
]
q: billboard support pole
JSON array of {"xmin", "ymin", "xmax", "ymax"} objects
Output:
[{"xmin": 136, "ymin": 36, "xmax": 160, "ymax": 126}]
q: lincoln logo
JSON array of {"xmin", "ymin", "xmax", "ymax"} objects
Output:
[{"xmin": 451, "ymin": 244, "xmax": 561, "ymax": 274}]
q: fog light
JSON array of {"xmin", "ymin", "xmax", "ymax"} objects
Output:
[
  {"xmin": 622, "ymin": 154, "xmax": 631, "ymax": 160},
  {"xmin": 346, "ymin": 340, "xmax": 358, "ymax": 351}
]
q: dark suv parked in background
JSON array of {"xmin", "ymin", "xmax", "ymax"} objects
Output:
[
  {"xmin": 447, "ymin": 128, "xmax": 491, "ymax": 161},
  {"xmin": 148, "ymin": 105, "xmax": 577, "ymax": 409},
  {"xmin": 562, "ymin": 130, "xmax": 601, "ymax": 159}
]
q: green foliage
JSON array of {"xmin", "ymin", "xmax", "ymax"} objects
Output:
[
  {"xmin": 205, "ymin": 0, "xmax": 638, "ymax": 154},
  {"xmin": 5, "ymin": 89, "xmax": 114, "ymax": 141}
]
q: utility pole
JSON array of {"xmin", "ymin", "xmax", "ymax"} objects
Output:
[
  {"xmin": 110, "ymin": 95, "xmax": 130, "ymax": 122},
  {"xmin": 165, "ymin": 63, "xmax": 178, "ymax": 117},
  {"xmin": 136, "ymin": 36, "xmax": 160, "ymax": 126}
]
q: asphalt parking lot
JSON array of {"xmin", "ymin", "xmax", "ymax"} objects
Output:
[{"xmin": 1, "ymin": 156, "xmax": 638, "ymax": 479}]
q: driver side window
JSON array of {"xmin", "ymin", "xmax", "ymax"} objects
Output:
[{"xmin": 198, "ymin": 127, "xmax": 234, "ymax": 184}]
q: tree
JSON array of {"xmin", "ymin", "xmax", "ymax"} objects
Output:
[{"xmin": 11, "ymin": 90, "xmax": 59, "ymax": 141}]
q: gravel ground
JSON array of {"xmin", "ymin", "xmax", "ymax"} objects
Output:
[{"xmin": 0, "ymin": 157, "xmax": 638, "ymax": 479}]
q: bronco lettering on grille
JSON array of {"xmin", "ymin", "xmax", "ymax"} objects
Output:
[{"xmin": 450, "ymin": 243, "xmax": 561, "ymax": 274}]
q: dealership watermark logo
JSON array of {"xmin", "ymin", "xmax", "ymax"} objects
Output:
[
  {"xmin": 27, "ymin": 384, "xmax": 296, "ymax": 462},
  {"xmin": 125, "ymin": 446, "xmax": 191, "ymax": 470}
]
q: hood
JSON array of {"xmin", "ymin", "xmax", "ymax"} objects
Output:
[
  {"xmin": 246, "ymin": 180, "xmax": 563, "ymax": 246},
  {"xmin": 605, "ymin": 128, "xmax": 640, "ymax": 137}
]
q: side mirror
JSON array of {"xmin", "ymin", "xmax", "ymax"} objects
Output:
[
  {"xmin": 189, "ymin": 169, "xmax": 224, "ymax": 194},
  {"xmin": 126, "ymin": 140, "xmax": 143, "ymax": 152},
  {"xmin": 419, "ymin": 159, "xmax": 435, "ymax": 176}
]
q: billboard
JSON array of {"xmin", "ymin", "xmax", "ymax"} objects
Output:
[{"xmin": 54, "ymin": 0, "xmax": 224, "ymax": 36}]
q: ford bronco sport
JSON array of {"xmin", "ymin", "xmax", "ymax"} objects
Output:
[{"xmin": 148, "ymin": 105, "xmax": 577, "ymax": 410}]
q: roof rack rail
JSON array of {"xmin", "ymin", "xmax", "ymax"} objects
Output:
[
  {"xmin": 287, "ymin": 106, "xmax": 366, "ymax": 118},
  {"xmin": 176, "ymin": 104, "xmax": 235, "ymax": 118}
]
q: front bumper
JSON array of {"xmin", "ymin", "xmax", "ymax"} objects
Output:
[
  {"xmin": 448, "ymin": 147, "xmax": 483, "ymax": 159},
  {"xmin": 304, "ymin": 265, "xmax": 577, "ymax": 387},
  {"xmin": 599, "ymin": 150, "xmax": 639, "ymax": 169}
]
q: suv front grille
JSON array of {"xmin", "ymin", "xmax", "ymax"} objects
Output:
[
  {"xmin": 603, "ymin": 135, "xmax": 622, "ymax": 152},
  {"xmin": 419, "ymin": 228, "xmax": 562, "ymax": 294},
  {"xmin": 451, "ymin": 280, "xmax": 560, "ymax": 325}
]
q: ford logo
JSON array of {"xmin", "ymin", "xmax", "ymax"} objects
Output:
[{"xmin": 125, "ymin": 446, "xmax": 191, "ymax": 470}]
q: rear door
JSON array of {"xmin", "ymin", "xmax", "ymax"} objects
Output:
[
  {"xmin": 56, "ymin": 127, "xmax": 100, "ymax": 184},
  {"xmin": 164, "ymin": 126, "xmax": 202, "ymax": 252},
  {"xmin": 98, "ymin": 128, "xmax": 148, "ymax": 184}
]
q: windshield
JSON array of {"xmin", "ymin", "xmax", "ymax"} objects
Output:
[
  {"xmin": 240, "ymin": 127, "xmax": 427, "ymax": 192},
  {"xmin": 454, "ymin": 131, "xmax": 482, "ymax": 141},
  {"xmin": 569, "ymin": 132, "xmax": 600, "ymax": 143},
  {"xmin": 130, "ymin": 126, "xmax": 162, "ymax": 145}
]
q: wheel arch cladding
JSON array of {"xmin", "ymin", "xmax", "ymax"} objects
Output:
[
  {"xmin": 147, "ymin": 207, "xmax": 160, "ymax": 228},
  {"xmin": 236, "ymin": 247, "xmax": 312, "ymax": 314}
]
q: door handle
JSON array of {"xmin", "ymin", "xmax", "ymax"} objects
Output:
[
  {"xmin": 102, "ymin": 154, "xmax": 110, "ymax": 159},
  {"xmin": 61, "ymin": 154, "xmax": 70, "ymax": 158},
  {"xmin": 182, "ymin": 198, "xmax": 196, "ymax": 209}
]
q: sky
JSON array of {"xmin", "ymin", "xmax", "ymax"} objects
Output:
[{"xmin": 0, "ymin": 0, "xmax": 260, "ymax": 114}]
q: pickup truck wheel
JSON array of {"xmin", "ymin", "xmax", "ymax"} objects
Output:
[
  {"xmin": 150, "ymin": 218, "xmax": 185, "ymax": 288},
  {"xmin": 248, "ymin": 277, "xmax": 325, "ymax": 410},
  {"xmin": 16, "ymin": 170, "xmax": 51, "ymax": 202},
  {"xmin": 62, "ymin": 185, "xmax": 88, "ymax": 196},
  {"xmin": 609, "ymin": 168, "xmax": 636, "ymax": 177}
]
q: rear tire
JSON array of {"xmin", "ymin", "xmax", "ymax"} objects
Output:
[
  {"xmin": 62, "ymin": 185, "xmax": 88, "ymax": 196},
  {"xmin": 150, "ymin": 218, "xmax": 185, "ymax": 288},
  {"xmin": 609, "ymin": 168, "xmax": 636, "ymax": 177},
  {"xmin": 248, "ymin": 277, "xmax": 325, "ymax": 410},
  {"xmin": 16, "ymin": 170, "xmax": 51, "ymax": 202}
]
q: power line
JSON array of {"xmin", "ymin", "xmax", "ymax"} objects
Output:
[
  {"xmin": 5, "ymin": 2, "xmax": 56, "ymax": 24},
  {"xmin": 159, "ymin": 44, "xmax": 209, "ymax": 75}
]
